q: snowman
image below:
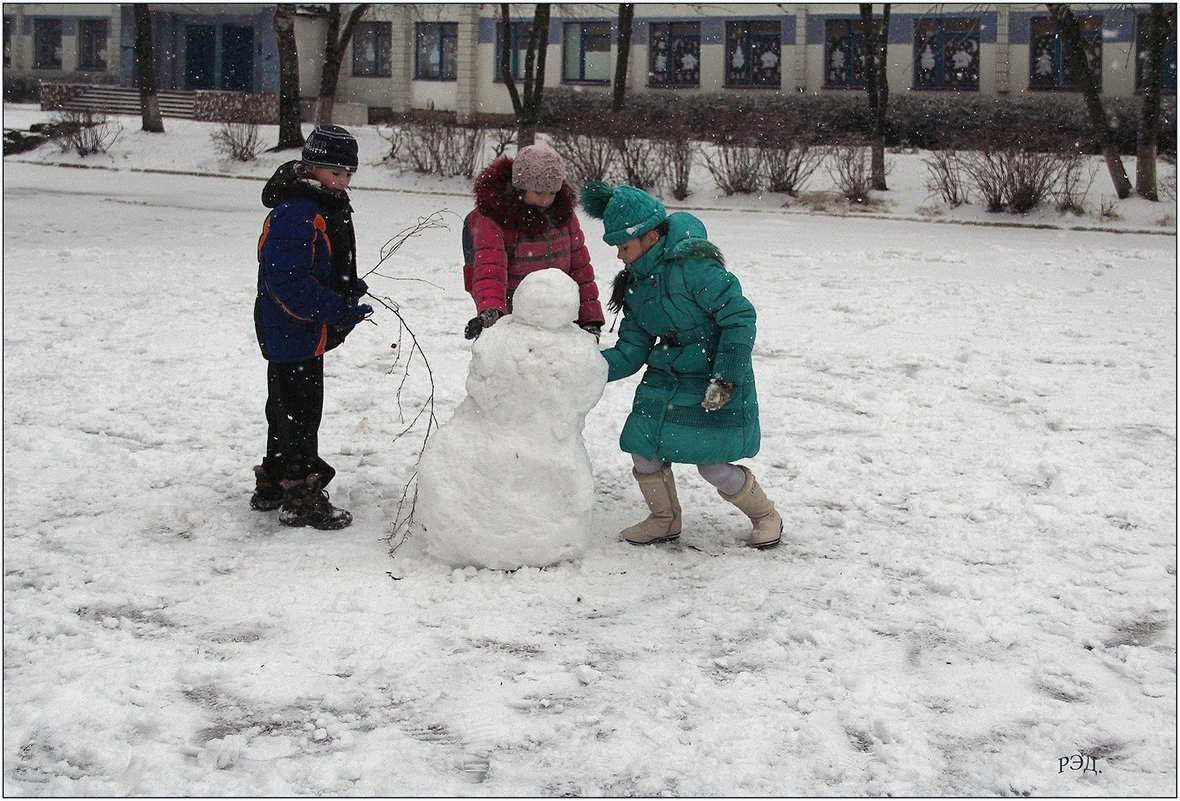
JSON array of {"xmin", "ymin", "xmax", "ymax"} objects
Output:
[{"xmin": 414, "ymin": 270, "xmax": 608, "ymax": 570}]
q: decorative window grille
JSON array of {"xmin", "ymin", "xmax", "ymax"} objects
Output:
[
  {"xmin": 563, "ymin": 21, "xmax": 610, "ymax": 83},
  {"xmin": 725, "ymin": 21, "xmax": 780, "ymax": 87},
  {"xmin": 914, "ymin": 17, "xmax": 980, "ymax": 90},
  {"xmin": 1029, "ymin": 15, "xmax": 1102, "ymax": 91},
  {"xmin": 648, "ymin": 22, "xmax": 700, "ymax": 87},
  {"xmin": 33, "ymin": 18, "xmax": 62, "ymax": 70},
  {"xmin": 415, "ymin": 22, "xmax": 457, "ymax": 80},
  {"xmin": 824, "ymin": 18, "xmax": 867, "ymax": 88},
  {"xmin": 1135, "ymin": 12, "xmax": 1177, "ymax": 94},
  {"xmin": 352, "ymin": 21, "xmax": 392, "ymax": 77}
]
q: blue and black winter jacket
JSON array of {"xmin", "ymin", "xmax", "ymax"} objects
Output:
[{"xmin": 254, "ymin": 161, "xmax": 362, "ymax": 363}]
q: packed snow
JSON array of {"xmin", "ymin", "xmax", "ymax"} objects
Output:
[
  {"xmin": 2, "ymin": 106, "xmax": 1176, "ymax": 796},
  {"xmin": 417, "ymin": 269, "xmax": 607, "ymax": 570}
]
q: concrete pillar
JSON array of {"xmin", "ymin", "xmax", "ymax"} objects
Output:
[
  {"xmin": 389, "ymin": 6, "xmax": 412, "ymax": 114},
  {"xmin": 794, "ymin": 4, "xmax": 808, "ymax": 93},
  {"xmin": 454, "ymin": 3, "xmax": 479, "ymax": 123},
  {"xmin": 994, "ymin": 5, "xmax": 1010, "ymax": 94}
]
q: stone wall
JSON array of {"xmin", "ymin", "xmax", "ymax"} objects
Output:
[{"xmin": 193, "ymin": 91, "xmax": 279, "ymax": 124}]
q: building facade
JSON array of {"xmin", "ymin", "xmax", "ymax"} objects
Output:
[{"xmin": 5, "ymin": 4, "xmax": 1175, "ymax": 124}]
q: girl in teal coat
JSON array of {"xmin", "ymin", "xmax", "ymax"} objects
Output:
[{"xmin": 582, "ymin": 182, "xmax": 782, "ymax": 549}]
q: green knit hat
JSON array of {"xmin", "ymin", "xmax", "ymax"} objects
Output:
[{"xmin": 581, "ymin": 182, "xmax": 667, "ymax": 246}]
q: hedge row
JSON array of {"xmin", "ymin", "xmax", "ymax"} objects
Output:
[{"xmin": 539, "ymin": 88, "xmax": 1177, "ymax": 156}]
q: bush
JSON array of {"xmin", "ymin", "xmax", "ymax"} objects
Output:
[
  {"xmin": 827, "ymin": 143, "xmax": 874, "ymax": 203},
  {"xmin": 922, "ymin": 149, "xmax": 970, "ymax": 206},
  {"xmin": 1003, "ymin": 150, "xmax": 1066, "ymax": 213},
  {"xmin": 386, "ymin": 118, "xmax": 484, "ymax": 178},
  {"xmin": 960, "ymin": 124, "xmax": 1078, "ymax": 214},
  {"xmin": 3, "ymin": 76, "xmax": 40, "ymax": 103},
  {"xmin": 211, "ymin": 120, "xmax": 261, "ymax": 161},
  {"xmin": 703, "ymin": 142, "xmax": 763, "ymax": 195},
  {"xmin": 548, "ymin": 131, "xmax": 616, "ymax": 186},
  {"xmin": 660, "ymin": 137, "xmax": 695, "ymax": 200},
  {"xmin": 615, "ymin": 135, "xmax": 665, "ymax": 192},
  {"xmin": 50, "ymin": 109, "xmax": 122, "ymax": 157},
  {"xmin": 539, "ymin": 88, "xmax": 1177, "ymax": 156},
  {"xmin": 1055, "ymin": 150, "xmax": 1097, "ymax": 215},
  {"xmin": 762, "ymin": 142, "xmax": 827, "ymax": 196}
]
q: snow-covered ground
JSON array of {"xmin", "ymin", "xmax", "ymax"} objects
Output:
[{"xmin": 2, "ymin": 106, "xmax": 1176, "ymax": 796}]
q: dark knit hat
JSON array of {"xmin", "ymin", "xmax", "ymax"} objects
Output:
[
  {"xmin": 302, "ymin": 125, "xmax": 359, "ymax": 172},
  {"xmin": 511, "ymin": 144, "xmax": 565, "ymax": 193},
  {"xmin": 581, "ymin": 182, "xmax": 667, "ymax": 246}
]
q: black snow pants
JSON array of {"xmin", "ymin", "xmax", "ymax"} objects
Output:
[{"xmin": 263, "ymin": 356, "xmax": 336, "ymax": 486}]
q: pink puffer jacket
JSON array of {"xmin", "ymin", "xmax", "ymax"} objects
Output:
[{"xmin": 465, "ymin": 157, "xmax": 604, "ymax": 328}]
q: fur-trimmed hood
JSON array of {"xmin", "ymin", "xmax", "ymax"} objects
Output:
[
  {"xmin": 664, "ymin": 210, "xmax": 725, "ymax": 266},
  {"xmin": 473, "ymin": 156, "xmax": 577, "ymax": 238}
]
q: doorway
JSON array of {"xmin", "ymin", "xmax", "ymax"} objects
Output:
[
  {"xmin": 183, "ymin": 22, "xmax": 255, "ymax": 92},
  {"xmin": 184, "ymin": 24, "xmax": 216, "ymax": 89}
]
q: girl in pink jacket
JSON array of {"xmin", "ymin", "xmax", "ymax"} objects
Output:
[{"xmin": 463, "ymin": 145, "xmax": 605, "ymax": 339}]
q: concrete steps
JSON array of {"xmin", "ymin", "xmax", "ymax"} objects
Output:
[{"xmin": 59, "ymin": 86, "xmax": 196, "ymax": 118}]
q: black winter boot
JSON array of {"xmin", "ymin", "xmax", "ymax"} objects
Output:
[
  {"xmin": 250, "ymin": 464, "xmax": 283, "ymax": 511},
  {"xmin": 279, "ymin": 473, "xmax": 353, "ymax": 530}
]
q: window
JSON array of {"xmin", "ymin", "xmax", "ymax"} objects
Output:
[
  {"xmin": 563, "ymin": 21, "xmax": 610, "ymax": 83},
  {"xmin": 914, "ymin": 17, "xmax": 980, "ymax": 90},
  {"xmin": 495, "ymin": 20, "xmax": 534, "ymax": 82},
  {"xmin": 725, "ymin": 21, "xmax": 780, "ymax": 87},
  {"xmin": 1029, "ymin": 15, "xmax": 1102, "ymax": 91},
  {"xmin": 352, "ymin": 21, "xmax": 391, "ymax": 77},
  {"xmin": 1135, "ymin": 13, "xmax": 1177, "ymax": 94},
  {"xmin": 649, "ymin": 22, "xmax": 699, "ymax": 87},
  {"xmin": 33, "ymin": 18, "xmax": 62, "ymax": 70},
  {"xmin": 825, "ymin": 19, "xmax": 867, "ymax": 88},
  {"xmin": 79, "ymin": 19, "xmax": 109, "ymax": 70},
  {"xmin": 415, "ymin": 22, "xmax": 457, "ymax": 80}
]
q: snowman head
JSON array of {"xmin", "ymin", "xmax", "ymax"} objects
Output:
[{"xmin": 511, "ymin": 269, "xmax": 580, "ymax": 331}]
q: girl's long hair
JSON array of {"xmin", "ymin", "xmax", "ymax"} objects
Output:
[
  {"xmin": 607, "ymin": 220, "xmax": 668, "ymax": 314},
  {"xmin": 607, "ymin": 269, "xmax": 628, "ymax": 313}
]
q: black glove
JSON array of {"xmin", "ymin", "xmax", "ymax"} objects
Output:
[
  {"xmin": 702, "ymin": 378, "xmax": 734, "ymax": 411},
  {"xmin": 464, "ymin": 308, "xmax": 502, "ymax": 340},
  {"xmin": 349, "ymin": 277, "xmax": 369, "ymax": 301},
  {"xmin": 581, "ymin": 324, "xmax": 602, "ymax": 342},
  {"xmin": 337, "ymin": 303, "xmax": 373, "ymax": 328}
]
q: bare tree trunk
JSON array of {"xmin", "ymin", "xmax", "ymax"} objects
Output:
[
  {"xmin": 1047, "ymin": 3, "xmax": 1132, "ymax": 198},
  {"xmin": 498, "ymin": 4, "xmax": 550, "ymax": 147},
  {"xmin": 612, "ymin": 4, "xmax": 635, "ymax": 113},
  {"xmin": 860, "ymin": 3, "xmax": 889, "ymax": 190},
  {"xmin": 273, "ymin": 4, "xmax": 304, "ymax": 151},
  {"xmin": 316, "ymin": 3, "xmax": 371, "ymax": 125},
  {"xmin": 133, "ymin": 4, "xmax": 164, "ymax": 132},
  {"xmin": 1135, "ymin": 4, "xmax": 1172, "ymax": 200}
]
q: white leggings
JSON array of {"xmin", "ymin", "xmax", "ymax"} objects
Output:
[{"xmin": 631, "ymin": 454, "xmax": 746, "ymax": 497}]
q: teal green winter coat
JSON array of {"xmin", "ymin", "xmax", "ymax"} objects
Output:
[{"xmin": 602, "ymin": 212, "xmax": 760, "ymax": 464}]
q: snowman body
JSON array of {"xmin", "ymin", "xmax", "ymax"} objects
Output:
[{"xmin": 415, "ymin": 270, "xmax": 607, "ymax": 569}]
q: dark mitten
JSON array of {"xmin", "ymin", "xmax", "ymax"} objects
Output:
[
  {"xmin": 581, "ymin": 323, "xmax": 602, "ymax": 342},
  {"xmin": 337, "ymin": 303, "xmax": 373, "ymax": 328},
  {"xmin": 350, "ymin": 277, "xmax": 369, "ymax": 301},
  {"xmin": 464, "ymin": 308, "xmax": 502, "ymax": 340}
]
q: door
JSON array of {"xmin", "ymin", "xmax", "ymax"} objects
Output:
[
  {"xmin": 184, "ymin": 24, "xmax": 216, "ymax": 89},
  {"xmin": 221, "ymin": 24, "xmax": 254, "ymax": 92}
]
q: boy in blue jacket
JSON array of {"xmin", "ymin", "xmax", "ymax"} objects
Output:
[{"xmin": 252, "ymin": 126, "xmax": 371, "ymax": 529}]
